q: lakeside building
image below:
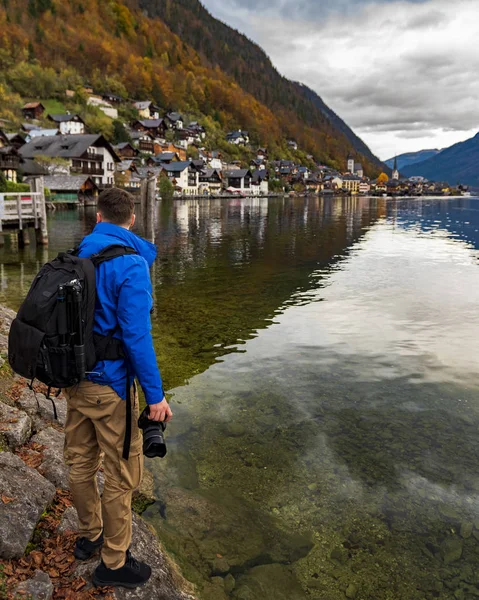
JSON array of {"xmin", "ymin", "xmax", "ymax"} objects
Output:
[
  {"xmin": 19, "ymin": 134, "xmax": 119, "ymax": 187},
  {"xmin": 0, "ymin": 128, "xmax": 20, "ymax": 183},
  {"xmin": 47, "ymin": 114, "xmax": 86, "ymax": 135}
]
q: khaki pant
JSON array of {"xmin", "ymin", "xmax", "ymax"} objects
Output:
[{"xmin": 63, "ymin": 380, "xmax": 143, "ymax": 569}]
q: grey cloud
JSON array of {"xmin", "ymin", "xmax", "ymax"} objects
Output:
[{"xmin": 201, "ymin": 0, "xmax": 479, "ymax": 156}]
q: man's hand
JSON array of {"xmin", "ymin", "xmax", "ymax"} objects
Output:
[{"xmin": 148, "ymin": 398, "xmax": 173, "ymax": 422}]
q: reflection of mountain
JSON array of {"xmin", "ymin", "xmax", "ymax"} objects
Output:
[
  {"xmin": 389, "ymin": 197, "xmax": 479, "ymax": 249},
  {"xmin": 401, "ymin": 132, "xmax": 479, "ymax": 186},
  {"xmin": 152, "ymin": 197, "xmax": 385, "ymax": 390},
  {"xmin": 384, "ymin": 149, "xmax": 441, "ymax": 170}
]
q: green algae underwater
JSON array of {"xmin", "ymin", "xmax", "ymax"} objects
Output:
[{"xmin": 2, "ymin": 196, "xmax": 479, "ymax": 599}]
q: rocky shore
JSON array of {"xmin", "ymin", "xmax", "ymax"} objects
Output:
[{"xmin": 0, "ymin": 304, "xmax": 196, "ymax": 600}]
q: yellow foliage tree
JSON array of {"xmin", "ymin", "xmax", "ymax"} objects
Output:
[{"xmin": 377, "ymin": 172, "xmax": 389, "ymax": 183}]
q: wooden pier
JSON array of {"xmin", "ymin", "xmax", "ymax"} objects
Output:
[{"xmin": 0, "ymin": 176, "xmax": 48, "ymax": 247}]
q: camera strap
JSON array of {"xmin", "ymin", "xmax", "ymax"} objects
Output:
[{"xmin": 122, "ymin": 366, "xmax": 132, "ymax": 460}]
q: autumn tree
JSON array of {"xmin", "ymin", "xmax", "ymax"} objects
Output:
[{"xmin": 377, "ymin": 172, "xmax": 389, "ymax": 183}]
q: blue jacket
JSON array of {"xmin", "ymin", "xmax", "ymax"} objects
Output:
[{"xmin": 78, "ymin": 222, "xmax": 164, "ymax": 405}]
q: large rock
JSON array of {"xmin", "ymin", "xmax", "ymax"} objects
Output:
[
  {"xmin": 0, "ymin": 400, "xmax": 32, "ymax": 449},
  {"xmin": 14, "ymin": 570, "xmax": 53, "ymax": 600},
  {"xmin": 0, "ymin": 452, "xmax": 56, "ymax": 558},
  {"xmin": 57, "ymin": 505, "xmax": 79, "ymax": 535},
  {"xmin": 74, "ymin": 514, "xmax": 196, "ymax": 600},
  {"xmin": 32, "ymin": 427, "xmax": 69, "ymax": 489},
  {"xmin": 18, "ymin": 388, "xmax": 67, "ymax": 427},
  {"xmin": 232, "ymin": 564, "xmax": 305, "ymax": 600}
]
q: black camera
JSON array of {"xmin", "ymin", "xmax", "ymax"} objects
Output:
[{"xmin": 138, "ymin": 407, "xmax": 167, "ymax": 458}]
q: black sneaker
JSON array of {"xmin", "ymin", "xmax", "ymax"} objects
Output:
[
  {"xmin": 74, "ymin": 531, "xmax": 104, "ymax": 560},
  {"xmin": 92, "ymin": 550, "xmax": 152, "ymax": 589}
]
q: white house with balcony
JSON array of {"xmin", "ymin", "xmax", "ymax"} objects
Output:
[
  {"xmin": 19, "ymin": 134, "xmax": 119, "ymax": 186},
  {"xmin": 160, "ymin": 160, "xmax": 200, "ymax": 195}
]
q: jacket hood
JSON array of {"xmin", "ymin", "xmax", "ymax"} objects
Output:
[{"xmin": 79, "ymin": 222, "xmax": 157, "ymax": 267}]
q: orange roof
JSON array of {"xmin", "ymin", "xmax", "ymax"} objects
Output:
[{"xmin": 22, "ymin": 102, "xmax": 43, "ymax": 109}]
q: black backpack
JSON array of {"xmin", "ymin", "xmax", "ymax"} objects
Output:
[{"xmin": 8, "ymin": 244, "xmax": 137, "ymax": 390}]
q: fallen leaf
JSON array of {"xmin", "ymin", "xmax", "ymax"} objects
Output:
[{"xmin": 1, "ymin": 495, "xmax": 15, "ymax": 504}]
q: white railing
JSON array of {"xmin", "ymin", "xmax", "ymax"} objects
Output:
[{"xmin": 0, "ymin": 192, "xmax": 44, "ymax": 229}]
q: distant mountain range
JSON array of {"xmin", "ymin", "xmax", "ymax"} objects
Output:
[
  {"xmin": 401, "ymin": 132, "xmax": 479, "ymax": 187},
  {"xmin": 384, "ymin": 150, "xmax": 442, "ymax": 171}
]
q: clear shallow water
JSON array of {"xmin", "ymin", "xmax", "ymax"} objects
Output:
[{"xmin": 2, "ymin": 197, "xmax": 479, "ymax": 599}]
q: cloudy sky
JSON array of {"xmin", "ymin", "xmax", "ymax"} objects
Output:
[{"xmin": 201, "ymin": 0, "xmax": 479, "ymax": 160}]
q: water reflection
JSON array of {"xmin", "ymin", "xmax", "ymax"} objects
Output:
[{"xmin": 3, "ymin": 197, "xmax": 479, "ymax": 599}]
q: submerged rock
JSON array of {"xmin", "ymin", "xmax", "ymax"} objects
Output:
[
  {"xmin": 232, "ymin": 564, "xmax": 305, "ymax": 600},
  {"xmin": 0, "ymin": 400, "xmax": 31, "ymax": 449},
  {"xmin": 0, "ymin": 452, "xmax": 55, "ymax": 558},
  {"xmin": 440, "ymin": 537, "xmax": 463, "ymax": 564},
  {"xmin": 346, "ymin": 582, "xmax": 359, "ymax": 598},
  {"xmin": 14, "ymin": 569, "xmax": 53, "ymax": 600},
  {"xmin": 460, "ymin": 522, "xmax": 473, "ymax": 539}
]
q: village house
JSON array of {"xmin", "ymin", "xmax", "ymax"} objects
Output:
[
  {"xmin": 223, "ymin": 169, "xmax": 252, "ymax": 192},
  {"xmin": 0, "ymin": 128, "xmax": 20, "ymax": 182},
  {"xmin": 161, "ymin": 161, "xmax": 200, "ymax": 195},
  {"xmin": 251, "ymin": 169, "xmax": 269, "ymax": 196},
  {"xmin": 19, "ymin": 134, "xmax": 119, "ymax": 187},
  {"xmin": 157, "ymin": 142, "xmax": 187, "ymax": 161},
  {"xmin": 188, "ymin": 122, "xmax": 206, "ymax": 139},
  {"xmin": 131, "ymin": 119, "xmax": 167, "ymax": 140},
  {"xmin": 359, "ymin": 181, "xmax": 371, "ymax": 194},
  {"xmin": 115, "ymin": 160, "xmax": 141, "ymax": 192},
  {"xmin": 40, "ymin": 175, "xmax": 99, "ymax": 204},
  {"xmin": 22, "ymin": 102, "xmax": 45, "ymax": 120},
  {"xmin": 26, "ymin": 128, "xmax": 59, "ymax": 141},
  {"xmin": 342, "ymin": 175, "xmax": 361, "ymax": 194},
  {"xmin": 133, "ymin": 101, "xmax": 160, "ymax": 120},
  {"xmin": 305, "ymin": 175, "xmax": 323, "ymax": 194},
  {"xmin": 5, "ymin": 133, "xmax": 25, "ymax": 151},
  {"xmin": 47, "ymin": 114, "xmax": 86, "ymax": 135},
  {"xmin": 165, "ymin": 112, "xmax": 184, "ymax": 130},
  {"xmin": 87, "ymin": 96, "xmax": 118, "ymax": 119},
  {"xmin": 177, "ymin": 128, "xmax": 199, "ymax": 147},
  {"xmin": 226, "ymin": 130, "xmax": 249, "ymax": 145},
  {"xmin": 146, "ymin": 151, "xmax": 181, "ymax": 166},
  {"xmin": 102, "ymin": 93, "xmax": 123, "ymax": 105},
  {"xmin": 128, "ymin": 130, "xmax": 158, "ymax": 154},
  {"xmin": 354, "ymin": 163, "xmax": 364, "ymax": 178},
  {"xmin": 199, "ymin": 150, "xmax": 222, "ymax": 170},
  {"xmin": 113, "ymin": 142, "xmax": 139, "ymax": 160},
  {"xmin": 199, "ymin": 168, "xmax": 222, "ymax": 195},
  {"xmin": 287, "ymin": 140, "xmax": 298, "ymax": 151},
  {"xmin": 257, "ymin": 148, "xmax": 268, "ymax": 160}
]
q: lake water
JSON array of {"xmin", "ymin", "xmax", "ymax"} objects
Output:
[{"xmin": 2, "ymin": 196, "xmax": 479, "ymax": 599}]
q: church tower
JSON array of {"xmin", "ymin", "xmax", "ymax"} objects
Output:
[
  {"xmin": 347, "ymin": 153, "xmax": 354, "ymax": 174},
  {"xmin": 392, "ymin": 156, "xmax": 399, "ymax": 180}
]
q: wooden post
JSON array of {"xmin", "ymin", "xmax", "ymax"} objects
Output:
[
  {"xmin": 18, "ymin": 229, "xmax": 30, "ymax": 247},
  {"xmin": 145, "ymin": 176, "xmax": 157, "ymax": 243},
  {"xmin": 33, "ymin": 176, "xmax": 48, "ymax": 246}
]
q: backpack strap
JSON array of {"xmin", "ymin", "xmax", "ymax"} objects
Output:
[{"xmin": 90, "ymin": 245, "xmax": 138, "ymax": 266}]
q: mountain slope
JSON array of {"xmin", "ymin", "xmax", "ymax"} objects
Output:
[
  {"xmin": 385, "ymin": 149, "xmax": 441, "ymax": 171},
  {"xmin": 138, "ymin": 0, "xmax": 384, "ymax": 172},
  {"xmin": 0, "ymin": 0, "xmax": 383, "ymax": 174},
  {"xmin": 401, "ymin": 133, "xmax": 479, "ymax": 186}
]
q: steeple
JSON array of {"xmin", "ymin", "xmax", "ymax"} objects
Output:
[{"xmin": 392, "ymin": 156, "xmax": 399, "ymax": 180}]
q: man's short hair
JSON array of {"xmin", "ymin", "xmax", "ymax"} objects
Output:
[{"xmin": 97, "ymin": 188, "xmax": 135, "ymax": 225}]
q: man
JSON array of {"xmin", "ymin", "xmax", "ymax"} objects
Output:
[{"xmin": 63, "ymin": 188, "xmax": 172, "ymax": 588}]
